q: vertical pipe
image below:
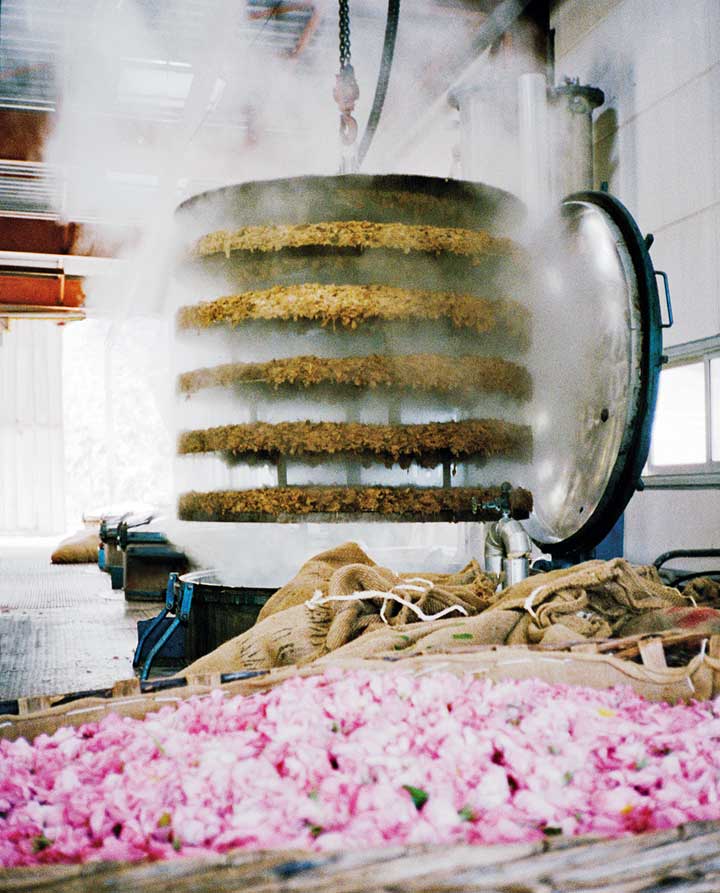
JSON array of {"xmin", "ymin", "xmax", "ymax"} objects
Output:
[
  {"xmin": 548, "ymin": 84, "xmax": 603, "ymax": 200},
  {"xmin": 518, "ymin": 72, "xmax": 550, "ymax": 225},
  {"xmin": 561, "ymin": 99, "xmax": 594, "ymax": 193},
  {"xmin": 104, "ymin": 323, "xmax": 115, "ymax": 505},
  {"xmin": 451, "ymin": 78, "xmax": 520, "ymax": 194}
]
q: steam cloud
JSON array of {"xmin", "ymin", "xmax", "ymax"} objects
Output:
[{"xmin": 32, "ymin": 1, "xmax": 606, "ymax": 578}]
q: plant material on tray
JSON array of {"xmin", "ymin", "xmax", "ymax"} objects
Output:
[
  {"xmin": 177, "ymin": 419, "xmax": 530, "ymax": 467},
  {"xmin": 177, "ymin": 354, "xmax": 532, "ymax": 401},
  {"xmin": 177, "ymin": 283, "xmax": 528, "ymax": 335},
  {"xmin": 177, "ymin": 485, "xmax": 533, "ymax": 521},
  {"xmin": 192, "ymin": 220, "xmax": 519, "ymax": 259}
]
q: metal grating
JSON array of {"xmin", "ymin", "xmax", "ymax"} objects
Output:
[
  {"xmin": 0, "ymin": 160, "xmax": 60, "ymax": 218},
  {"xmin": 0, "ymin": 0, "xmax": 328, "ymax": 113},
  {"xmin": 0, "ymin": 0, "xmax": 81, "ymax": 110},
  {"xmin": 0, "ymin": 157, "xmax": 235, "ymax": 223},
  {"xmin": 0, "ymin": 0, "xmax": 331, "ymax": 218},
  {"xmin": 0, "ymin": 551, "xmax": 159, "ymax": 699}
]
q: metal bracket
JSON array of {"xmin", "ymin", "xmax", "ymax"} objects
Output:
[
  {"xmin": 655, "ymin": 270, "xmax": 673, "ymax": 328},
  {"xmin": 132, "ymin": 570, "xmax": 177, "ymax": 670},
  {"xmin": 135, "ymin": 573, "xmax": 193, "ymax": 681},
  {"xmin": 165, "ymin": 571, "xmax": 179, "ymax": 611},
  {"xmin": 133, "ymin": 607, "xmax": 168, "ymax": 670},
  {"xmin": 178, "ymin": 581, "xmax": 194, "ymax": 623}
]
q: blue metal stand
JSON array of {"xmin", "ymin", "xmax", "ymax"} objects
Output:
[
  {"xmin": 133, "ymin": 573, "xmax": 195, "ymax": 680},
  {"xmin": 132, "ymin": 574, "xmax": 173, "ymax": 669}
]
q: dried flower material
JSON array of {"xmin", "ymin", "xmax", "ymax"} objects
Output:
[
  {"xmin": 177, "ymin": 485, "xmax": 534, "ymax": 522},
  {"xmin": 3, "ymin": 671, "xmax": 720, "ymax": 868},
  {"xmin": 176, "ymin": 284, "xmax": 527, "ymax": 335},
  {"xmin": 177, "ymin": 419, "xmax": 530, "ymax": 468},
  {"xmin": 193, "ymin": 221, "xmax": 518, "ymax": 259},
  {"xmin": 177, "ymin": 354, "xmax": 532, "ymax": 401}
]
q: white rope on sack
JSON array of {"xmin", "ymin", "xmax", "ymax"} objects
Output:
[
  {"xmin": 523, "ymin": 585, "xmax": 547, "ymax": 620},
  {"xmin": 306, "ymin": 577, "xmax": 468, "ymax": 625}
]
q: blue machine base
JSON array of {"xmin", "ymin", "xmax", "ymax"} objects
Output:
[
  {"xmin": 136, "ymin": 616, "xmax": 185, "ymax": 662},
  {"xmin": 595, "ymin": 515, "xmax": 625, "ymax": 561}
]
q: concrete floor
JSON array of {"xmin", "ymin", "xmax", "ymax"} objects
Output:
[{"xmin": 0, "ymin": 537, "xmax": 159, "ymax": 699}]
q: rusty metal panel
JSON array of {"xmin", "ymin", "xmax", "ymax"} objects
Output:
[{"xmin": 0, "ymin": 272, "xmax": 85, "ymax": 308}]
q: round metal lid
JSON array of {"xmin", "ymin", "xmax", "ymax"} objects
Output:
[{"xmin": 521, "ymin": 191, "xmax": 662, "ymax": 555}]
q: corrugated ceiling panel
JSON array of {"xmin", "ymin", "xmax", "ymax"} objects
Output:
[{"xmin": 0, "ymin": 0, "xmax": 328, "ymax": 112}]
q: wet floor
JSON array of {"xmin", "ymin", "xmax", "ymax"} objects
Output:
[{"xmin": 0, "ymin": 538, "xmax": 159, "ymax": 700}]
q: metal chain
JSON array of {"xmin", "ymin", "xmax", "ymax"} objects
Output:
[
  {"xmin": 334, "ymin": 0, "xmax": 358, "ymax": 156},
  {"xmin": 339, "ymin": 0, "xmax": 351, "ymax": 69}
]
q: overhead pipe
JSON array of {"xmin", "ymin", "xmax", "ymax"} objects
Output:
[{"xmin": 518, "ymin": 72, "xmax": 550, "ymax": 224}]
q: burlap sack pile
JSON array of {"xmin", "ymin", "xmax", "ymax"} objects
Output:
[
  {"xmin": 484, "ymin": 558, "xmax": 691, "ymax": 647},
  {"xmin": 183, "ymin": 547, "xmax": 716, "ymax": 675},
  {"xmin": 183, "ymin": 545, "xmax": 497, "ymax": 675},
  {"xmin": 321, "ymin": 559, "xmax": 715, "ymax": 661},
  {"xmin": 50, "ymin": 529, "xmax": 100, "ymax": 565}
]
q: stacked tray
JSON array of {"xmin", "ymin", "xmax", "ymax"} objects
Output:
[{"xmin": 170, "ymin": 174, "xmax": 533, "ymax": 524}]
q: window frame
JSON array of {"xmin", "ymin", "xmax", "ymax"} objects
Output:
[{"xmin": 642, "ymin": 334, "xmax": 720, "ymax": 488}]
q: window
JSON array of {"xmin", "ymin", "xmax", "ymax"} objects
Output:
[
  {"xmin": 644, "ymin": 335, "xmax": 720, "ymax": 486},
  {"xmin": 712, "ymin": 357, "xmax": 720, "ymax": 462}
]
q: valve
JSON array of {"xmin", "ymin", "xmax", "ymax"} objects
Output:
[{"xmin": 471, "ymin": 481, "xmax": 512, "ymax": 518}]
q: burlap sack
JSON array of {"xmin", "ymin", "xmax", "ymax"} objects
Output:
[
  {"xmin": 50, "ymin": 530, "xmax": 100, "ymax": 565},
  {"xmin": 488, "ymin": 558, "xmax": 690, "ymax": 645},
  {"xmin": 617, "ymin": 605, "xmax": 720, "ymax": 638},
  {"xmin": 322, "ymin": 562, "xmax": 497, "ymax": 651},
  {"xmin": 256, "ymin": 542, "xmax": 376, "ymax": 621},
  {"xmin": 183, "ymin": 601, "xmax": 336, "ymax": 674},
  {"xmin": 318, "ymin": 610, "xmax": 522, "ymax": 662},
  {"xmin": 682, "ymin": 577, "xmax": 720, "ymax": 607},
  {"xmin": 185, "ymin": 550, "xmax": 497, "ymax": 674}
]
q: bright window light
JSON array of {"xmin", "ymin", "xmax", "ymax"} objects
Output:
[
  {"xmin": 712, "ymin": 358, "xmax": 720, "ymax": 462},
  {"xmin": 117, "ymin": 65, "xmax": 194, "ymax": 108},
  {"xmin": 650, "ymin": 362, "xmax": 706, "ymax": 466}
]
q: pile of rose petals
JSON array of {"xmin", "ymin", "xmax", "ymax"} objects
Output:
[{"xmin": 2, "ymin": 669, "xmax": 720, "ymax": 867}]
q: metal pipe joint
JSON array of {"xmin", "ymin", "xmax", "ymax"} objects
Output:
[{"xmin": 485, "ymin": 515, "xmax": 532, "ymax": 589}]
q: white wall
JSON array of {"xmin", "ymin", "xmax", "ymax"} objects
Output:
[
  {"xmin": 62, "ymin": 317, "xmax": 174, "ymax": 528},
  {"xmin": 0, "ymin": 320, "xmax": 66, "ymax": 534},
  {"xmin": 551, "ymin": 0, "xmax": 720, "ymax": 564}
]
